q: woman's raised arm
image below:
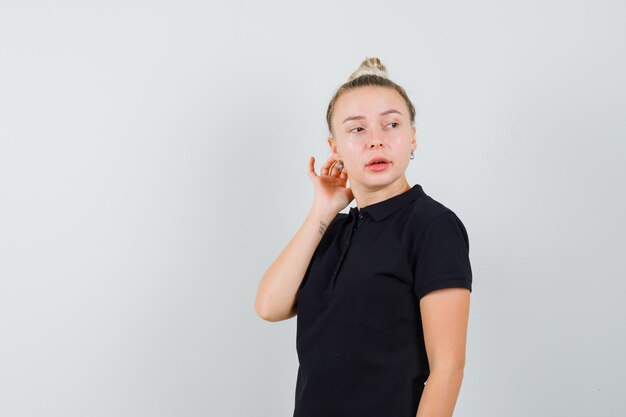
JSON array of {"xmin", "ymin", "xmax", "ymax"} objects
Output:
[{"xmin": 254, "ymin": 156, "xmax": 353, "ymax": 322}]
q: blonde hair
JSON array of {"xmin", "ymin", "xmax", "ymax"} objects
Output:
[{"xmin": 326, "ymin": 57, "xmax": 416, "ymax": 135}]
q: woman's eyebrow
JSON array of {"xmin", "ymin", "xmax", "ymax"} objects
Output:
[
  {"xmin": 342, "ymin": 109, "xmax": 403, "ymax": 124},
  {"xmin": 380, "ymin": 109, "xmax": 402, "ymax": 117}
]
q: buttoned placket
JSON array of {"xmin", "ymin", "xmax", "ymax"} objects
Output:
[{"xmin": 329, "ymin": 209, "xmax": 368, "ymax": 290}]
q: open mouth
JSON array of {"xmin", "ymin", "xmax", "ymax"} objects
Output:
[
  {"xmin": 367, "ymin": 160, "xmax": 390, "ymax": 171},
  {"xmin": 367, "ymin": 157, "xmax": 390, "ymax": 166}
]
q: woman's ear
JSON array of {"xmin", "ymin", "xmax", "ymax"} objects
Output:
[{"xmin": 327, "ymin": 137, "xmax": 341, "ymax": 160}]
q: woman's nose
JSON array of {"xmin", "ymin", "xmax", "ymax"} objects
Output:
[{"xmin": 368, "ymin": 133, "xmax": 384, "ymax": 148}]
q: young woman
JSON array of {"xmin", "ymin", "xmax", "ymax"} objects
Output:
[{"xmin": 255, "ymin": 57, "xmax": 473, "ymax": 417}]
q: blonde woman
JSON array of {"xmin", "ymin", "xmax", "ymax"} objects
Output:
[{"xmin": 255, "ymin": 57, "xmax": 473, "ymax": 417}]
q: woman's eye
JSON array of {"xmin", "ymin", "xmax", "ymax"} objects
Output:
[
  {"xmin": 388, "ymin": 122, "xmax": 399, "ymax": 128},
  {"xmin": 350, "ymin": 127, "xmax": 364, "ymax": 133}
]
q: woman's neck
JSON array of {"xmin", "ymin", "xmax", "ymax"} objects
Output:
[{"xmin": 352, "ymin": 177, "xmax": 411, "ymax": 209}]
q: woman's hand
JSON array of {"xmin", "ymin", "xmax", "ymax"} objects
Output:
[{"xmin": 307, "ymin": 156, "xmax": 354, "ymax": 216}]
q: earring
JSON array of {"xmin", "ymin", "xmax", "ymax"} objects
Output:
[
  {"xmin": 410, "ymin": 150, "xmax": 415, "ymax": 160},
  {"xmin": 337, "ymin": 161, "xmax": 344, "ymax": 170}
]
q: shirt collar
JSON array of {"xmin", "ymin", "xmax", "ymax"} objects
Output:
[{"xmin": 349, "ymin": 184, "xmax": 426, "ymax": 222}]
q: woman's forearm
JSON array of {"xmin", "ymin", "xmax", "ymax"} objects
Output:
[
  {"xmin": 254, "ymin": 205, "xmax": 337, "ymax": 322},
  {"xmin": 416, "ymin": 369, "xmax": 464, "ymax": 417}
]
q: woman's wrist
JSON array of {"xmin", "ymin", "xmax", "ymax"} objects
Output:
[{"xmin": 307, "ymin": 205, "xmax": 338, "ymax": 235}]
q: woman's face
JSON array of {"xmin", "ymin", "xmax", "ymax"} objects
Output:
[{"xmin": 328, "ymin": 86, "xmax": 416, "ymax": 191}]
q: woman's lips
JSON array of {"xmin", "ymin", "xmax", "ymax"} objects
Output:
[{"xmin": 367, "ymin": 161, "xmax": 389, "ymax": 171}]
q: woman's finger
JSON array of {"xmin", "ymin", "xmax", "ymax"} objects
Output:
[
  {"xmin": 320, "ymin": 156, "xmax": 334, "ymax": 176},
  {"xmin": 328, "ymin": 159, "xmax": 339, "ymax": 176},
  {"xmin": 308, "ymin": 156, "xmax": 318, "ymax": 179}
]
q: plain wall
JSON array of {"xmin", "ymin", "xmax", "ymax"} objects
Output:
[{"xmin": 1, "ymin": 1, "xmax": 624, "ymax": 416}]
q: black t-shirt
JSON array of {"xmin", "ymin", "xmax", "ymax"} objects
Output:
[{"xmin": 293, "ymin": 184, "xmax": 473, "ymax": 417}]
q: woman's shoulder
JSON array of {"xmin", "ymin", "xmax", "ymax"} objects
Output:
[
  {"xmin": 405, "ymin": 192, "xmax": 471, "ymax": 255},
  {"xmin": 409, "ymin": 192, "xmax": 464, "ymax": 230}
]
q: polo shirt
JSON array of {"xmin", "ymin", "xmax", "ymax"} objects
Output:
[{"xmin": 293, "ymin": 183, "xmax": 472, "ymax": 417}]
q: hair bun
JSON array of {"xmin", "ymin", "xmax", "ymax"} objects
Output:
[{"xmin": 348, "ymin": 57, "xmax": 388, "ymax": 81}]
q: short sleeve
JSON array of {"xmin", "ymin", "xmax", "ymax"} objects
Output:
[{"xmin": 413, "ymin": 211, "xmax": 473, "ymax": 300}]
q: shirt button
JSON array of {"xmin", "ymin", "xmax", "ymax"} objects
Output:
[
  {"xmin": 358, "ymin": 213, "xmax": 363, "ymax": 219},
  {"xmin": 353, "ymin": 227, "xmax": 357, "ymax": 232}
]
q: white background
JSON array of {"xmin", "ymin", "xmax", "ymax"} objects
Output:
[{"xmin": 1, "ymin": 1, "xmax": 624, "ymax": 416}]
